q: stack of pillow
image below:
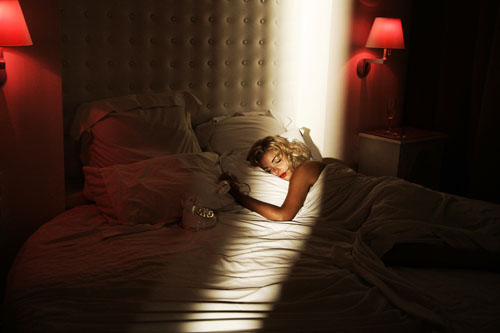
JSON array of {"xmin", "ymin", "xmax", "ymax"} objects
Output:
[{"xmin": 72, "ymin": 90, "xmax": 322, "ymax": 225}]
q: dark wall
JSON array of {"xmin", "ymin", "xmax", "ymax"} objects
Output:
[{"xmin": 404, "ymin": 0, "xmax": 500, "ymax": 203}]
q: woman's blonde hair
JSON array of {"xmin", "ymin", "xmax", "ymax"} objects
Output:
[{"xmin": 247, "ymin": 135, "xmax": 312, "ymax": 170}]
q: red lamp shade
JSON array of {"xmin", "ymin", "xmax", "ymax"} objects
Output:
[
  {"xmin": 0, "ymin": 0, "xmax": 32, "ymax": 86},
  {"xmin": 0, "ymin": 0, "xmax": 32, "ymax": 46},
  {"xmin": 357, "ymin": 17, "xmax": 406, "ymax": 78},
  {"xmin": 365, "ymin": 17, "xmax": 405, "ymax": 50}
]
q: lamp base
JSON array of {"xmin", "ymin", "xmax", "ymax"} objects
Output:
[
  {"xmin": 0, "ymin": 62, "xmax": 5, "ymax": 87},
  {"xmin": 356, "ymin": 58, "xmax": 387, "ymax": 78},
  {"xmin": 0, "ymin": 47, "xmax": 5, "ymax": 86},
  {"xmin": 357, "ymin": 60, "xmax": 370, "ymax": 78}
]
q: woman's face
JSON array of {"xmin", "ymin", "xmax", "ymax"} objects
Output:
[{"xmin": 260, "ymin": 150, "xmax": 292, "ymax": 181}]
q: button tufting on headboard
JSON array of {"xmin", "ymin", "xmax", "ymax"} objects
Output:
[{"xmin": 61, "ymin": 0, "xmax": 285, "ymax": 133}]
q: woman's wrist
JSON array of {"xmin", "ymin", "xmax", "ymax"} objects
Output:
[{"xmin": 229, "ymin": 188, "xmax": 243, "ymax": 202}]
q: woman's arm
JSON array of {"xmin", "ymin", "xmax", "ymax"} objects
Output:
[
  {"xmin": 322, "ymin": 157, "xmax": 345, "ymax": 165},
  {"xmin": 225, "ymin": 160, "xmax": 325, "ymax": 221}
]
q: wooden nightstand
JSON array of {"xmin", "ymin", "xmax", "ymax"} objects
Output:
[{"xmin": 358, "ymin": 127, "xmax": 447, "ymax": 189}]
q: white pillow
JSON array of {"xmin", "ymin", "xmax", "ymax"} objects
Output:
[
  {"xmin": 83, "ymin": 105, "xmax": 202, "ymax": 167},
  {"xmin": 72, "ymin": 91, "xmax": 205, "ymax": 167},
  {"xmin": 136, "ymin": 90, "xmax": 212, "ymax": 127},
  {"xmin": 220, "ymin": 152, "xmax": 289, "ymax": 208},
  {"xmin": 279, "ymin": 127, "xmax": 323, "ymax": 161},
  {"xmin": 195, "ymin": 110, "xmax": 286, "ymax": 155},
  {"xmin": 83, "ymin": 153, "xmax": 234, "ymax": 225},
  {"xmin": 196, "ymin": 111, "xmax": 323, "ymax": 161},
  {"xmin": 70, "ymin": 94, "xmax": 141, "ymax": 141}
]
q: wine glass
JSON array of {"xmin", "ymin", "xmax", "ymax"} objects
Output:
[{"xmin": 385, "ymin": 98, "xmax": 397, "ymax": 136}]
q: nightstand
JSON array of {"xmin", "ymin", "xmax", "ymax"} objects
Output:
[{"xmin": 358, "ymin": 127, "xmax": 447, "ymax": 189}]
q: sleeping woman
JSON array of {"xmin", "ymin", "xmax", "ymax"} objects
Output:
[
  {"xmin": 220, "ymin": 135, "xmax": 325, "ymax": 221},
  {"xmin": 220, "ymin": 135, "xmax": 500, "ymax": 272}
]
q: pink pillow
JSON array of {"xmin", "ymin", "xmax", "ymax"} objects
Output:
[
  {"xmin": 72, "ymin": 91, "xmax": 207, "ymax": 168},
  {"xmin": 83, "ymin": 106, "xmax": 201, "ymax": 167},
  {"xmin": 83, "ymin": 153, "xmax": 234, "ymax": 225}
]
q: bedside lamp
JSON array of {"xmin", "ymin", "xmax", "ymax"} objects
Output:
[
  {"xmin": 0, "ymin": 0, "xmax": 33, "ymax": 87},
  {"xmin": 357, "ymin": 17, "xmax": 405, "ymax": 78}
]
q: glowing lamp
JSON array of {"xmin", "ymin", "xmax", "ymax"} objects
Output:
[
  {"xmin": 0, "ymin": 0, "xmax": 33, "ymax": 86},
  {"xmin": 357, "ymin": 17, "xmax": 405, "ymax": 78}
]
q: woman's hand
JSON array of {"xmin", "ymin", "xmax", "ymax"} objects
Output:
[{"xmin": 219, "ymin": 172, "xmax": 241, "ymax": 197}]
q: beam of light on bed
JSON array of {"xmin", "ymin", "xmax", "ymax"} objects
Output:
[
  {"xmin": 180, "ymin": 319, "xmax": 264, "ymax": 332},
  {"xmin": 176, "ymin": 1, "xmax": 351, "ymax": 331},
  {"xmin": 174, "ymin": 216, "xmax": 316, "ymax": 332},
  {"xmin": 277, "ymin": 0, "xmax": 351, "ymax": 158}
]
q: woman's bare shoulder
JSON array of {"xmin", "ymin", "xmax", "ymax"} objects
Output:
[{"xmin": 294, "ymin": 160, "xmax": 326, "ymax": 184}]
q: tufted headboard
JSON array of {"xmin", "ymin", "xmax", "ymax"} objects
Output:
[{"xmin": 60, "ymin": 0, "xmax": 290, "ymax": 184}]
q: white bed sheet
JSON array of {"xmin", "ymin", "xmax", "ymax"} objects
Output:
[
  {"xmin": 299, "ymin": 163, "xmax": 500, "ymax": 331},
  {"xmin": 5, "ymin": 207, "xmax": 422, "ymax": 332},
  {"xmin": 5, "ymin": 162, "xmax": 500, "ymax": 332}
]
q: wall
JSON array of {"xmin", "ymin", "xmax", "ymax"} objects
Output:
[
  {"xmin": 0, "ymin": 0, "xmax": 64, "ymax": 296},
  {"xmin": 404, "ymin": 1, "xmax": 500, "ymax": 203}
]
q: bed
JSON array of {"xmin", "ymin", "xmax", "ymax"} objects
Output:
[{"xmin": 4, "ymin": 90, "xmax": 500, "ymax": 332}]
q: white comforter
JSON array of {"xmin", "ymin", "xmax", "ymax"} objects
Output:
[{"xmin": 5, "ymin": 162, "xmax": 500, "ymax": 332}]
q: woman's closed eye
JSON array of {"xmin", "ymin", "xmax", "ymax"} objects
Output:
[
  {"xmin": 263, "ymin": 156, "xmax": 281, "ymax": 173},
  {"xmin": 264, "ymin": 166, "xmax": 275, "ymax": 173}
]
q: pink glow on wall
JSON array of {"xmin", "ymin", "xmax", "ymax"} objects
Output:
[
  {"xmin": 0, "ymin": 0, "xmax": 64, "ymax": 278},
  {"xmin": 342, "ymin": 0, "xmax": 411, "ymax": 168}
]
